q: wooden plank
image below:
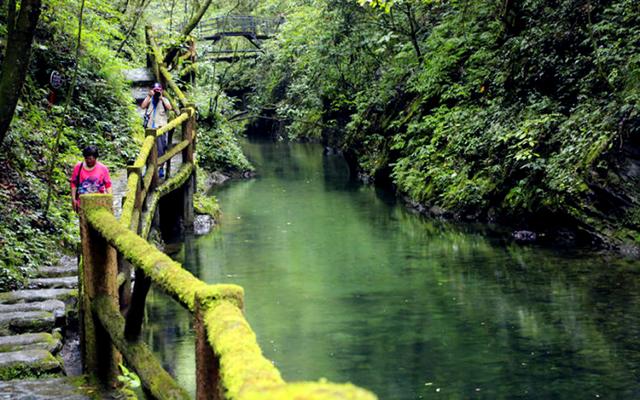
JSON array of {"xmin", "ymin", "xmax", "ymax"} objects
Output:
[
  {"xmin": 158, "ymin": 139, "xmax": 190, "ymax": 165},
  {"xmin": 157, "ymin": 112, "xmax": 190, "ymax": 136},
  {"xmin": 142, "ymin": 164, "xmax": 155, "ymax": 194},
  {"xmin": 160, "ymin": 66, "xmax": 187, "ymax": 106},
  {"xmin": 132, "ymin": 135, "xmax": 156, "ymax": 169}
]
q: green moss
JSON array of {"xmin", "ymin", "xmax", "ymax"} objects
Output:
[
  {"xmin": 85, "ymin": 204, "xmax": 242, "ymax": 312},
  {"xmin": 202, "ymin": 301, "xmax": 284, "ymax": 399},
  {"xmin": 92, "ymin": 295, "xmax": 190, "ymax": 400},
  {"xmin": 120, "ymin": 174, "xmax": 140, "ymax": 229},
  {"xmin": 132, "ymin": 136, "xmax": 156, "ymax": 169},
  {"xmin": 157, "ymin": 163, "xmax": 194, "ymax": 197},
  {"xmin": 0, "ymin": 351, "xmax": 61, "ymax": 380},
  {"xmin": 197, "ymin": 285, "xmax": 244, "ymax": 310},
  {"xmin": 194, "ymin": 193, "xmax": 221, "ymax": 219},
  {"xmin": 140, "ymin": 192, "xmax": 159, "ymax": 239},
  {"xmin": 157, "ymin": 111, "xmax": 190, "ymax": 136},
  {"xmin": 0, "ymin": 333, "xmax": 60, "ymax": 353},
  {"xmin": 60, "ymin": 289, "xmax": 79, "ymax": 303},
  {"xmin": 139, "ymin": 163, "xmax": 195, "ymax": 238}
]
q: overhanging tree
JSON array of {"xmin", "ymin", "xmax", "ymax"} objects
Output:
[{"xmin": 0, "ymin": 0, "xmax": 43, "ymax": 146}]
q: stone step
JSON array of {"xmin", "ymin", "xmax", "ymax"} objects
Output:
[
  {"xmin": 0, "ymin": 377, "xmax": 92, "ymax": 399},
  {"xmin": 36, "ymin": 266, "xmax": 77, "ymax": 278},
  {"xmin": 0, "ymin": 311, "xmax": 58, "ymax": 336},
  {"xmin": 0, "ymin": 299, "xmax": 65, "ymax": 315},
  {"xmin": 36, "ymin": 255, "xmax": 78, "ymax": 279},
  {"xmin": 0, "ymin": 349, "xmax": 62, "ymax": 380},
  {"xmin": 0, "ymin": 289, "xmax": 75, "ymax": 305},
  {"xmin": 123, "ymin": 67, "xmax": 155, "ymax": 83},
  {"xmin": 0, "ymin": 333, "xmax": 62, "ymax": 355},
  {"xmin": 27, "ymin": 277, "xmax": 77, "ymax": 290}
]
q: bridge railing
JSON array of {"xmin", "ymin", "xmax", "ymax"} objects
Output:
[
  {"xmin": 198, "ymin": 15, "xmax": 284, "ymax": 39},
  {"xmin": 77, "ymin": 26, "xmax": 376, "ymax": 400}
]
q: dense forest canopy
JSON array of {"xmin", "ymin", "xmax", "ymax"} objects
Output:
[
  {"xmin": 243, "ymin": 0, "xmax": 640, "ymax": 248},
  {"xmin": 0, "ymin": 0, "xmax": 639, "ymax": 289}
]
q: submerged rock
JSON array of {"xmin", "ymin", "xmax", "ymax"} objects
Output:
[{"xmin": 194, "ymin": 215, "xmax": 213, "ymax": 235}]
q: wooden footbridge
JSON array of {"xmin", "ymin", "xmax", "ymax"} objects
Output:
[
  {"xmin": 77, "ymin": 27, "xmax": 375, "ymax": 399},
  {"xmin": 194, "ymin": 15, "xmax": 284, "ymax": 62}
]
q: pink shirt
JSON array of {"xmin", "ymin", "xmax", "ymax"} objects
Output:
[{"xmin": 70, "ymin": 162, "xmax": 112, "ymax": 195}]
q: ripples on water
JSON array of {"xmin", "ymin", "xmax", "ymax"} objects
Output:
[{"xmin": 145, "ymin": 139, "xmax": 640, "ymax": 399}]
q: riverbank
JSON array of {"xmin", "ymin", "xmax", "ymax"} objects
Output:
[
  {"xmin": 150, "ymin": 139, "xmax": 640, "ymax": 399},
  {"xmin": 239, "ymin": 0, "xmax": 640, "ymax": 253}
]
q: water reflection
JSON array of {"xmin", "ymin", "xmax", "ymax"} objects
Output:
[{"xmin": 145, "ymin": 139, "xmax": 640, "ymax": 399}]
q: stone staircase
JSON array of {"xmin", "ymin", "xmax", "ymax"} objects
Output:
[{"xmin": 0, "ymin": 256, "xmax": 92, "ymax": 399}]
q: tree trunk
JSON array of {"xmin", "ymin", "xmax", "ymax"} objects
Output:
[
  {"xmin": 0, "ymin": 0, "xmax": 42, "ymax": 147},
  {"xmin": 404, "ymin": 3, "xmax": 422, "ymax": 63},
  {"xmin": 163, "ymin": 0, "xmax": 212, "ymax": 67}
]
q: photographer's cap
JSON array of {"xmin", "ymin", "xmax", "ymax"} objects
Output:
[{"xmin": 152, "ymin": 82, "xmax": 163, "ymax": 92}]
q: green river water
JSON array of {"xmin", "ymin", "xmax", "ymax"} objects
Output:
[{"xmin": 145, "ymin": 139, "xmax": 640, "ymax": 399}]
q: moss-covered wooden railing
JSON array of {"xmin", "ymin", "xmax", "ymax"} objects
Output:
[{"xmin": 77, "ymin": 26, "xmax": 376, "ymax": 400}]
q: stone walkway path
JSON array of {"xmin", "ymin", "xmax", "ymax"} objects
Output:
[
  {"xmin": 0, "ymin": 256, "xmax": 93, "ymax": 399},
  {"xmin": 0, "ymin": 68, "xmax": 194, "ymax": 398}
]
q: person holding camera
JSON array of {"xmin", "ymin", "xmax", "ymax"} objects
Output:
[{"xmin": 141, "ymin": 82, "xmax": 172, "ymax": 178}]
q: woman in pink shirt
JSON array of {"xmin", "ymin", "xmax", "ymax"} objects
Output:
[{"xmin": 70, "ymin": 145, "xmax": 112, "ymax": 212}]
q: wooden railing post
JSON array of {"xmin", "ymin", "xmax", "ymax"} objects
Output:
[
  {"xmin": 182, "ymin": 105, "xmax": 195, "ymax": 164},
  {"xmin": 183, "ymin": 172, "xmax": 196, "ymax": 229},
  {"xmin": 195, "ymin": 294, "xmax": 223, "ymax": 400},
  {"xmin": 146, "ymin": 128, "xmax": 159, "ymax": 190},
  {"xmin": 166, "ymin": 128, "xmax": 174, "ymax": 178},
  {"xmin": 124, "ymin": 269, "xmax": 152, "ymax": 342},
  {"xmin": 181, "ymin": 105, "xmax": 196, "ymax": 229},
  {"xmin": 79, "ymin": 194, "xmax": 120, "ymax": 385},
  {"xmin": 119, "ymin": 166, "xmax": 143, "ymax": 313}
]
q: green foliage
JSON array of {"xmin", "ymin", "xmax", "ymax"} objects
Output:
[
  {"xmin": 245, "ymin": 0, "xmax": 640, "ymax": 244},
  {"xmin": 117, "ymin": 363, "xmax": 142, "ymax": 399},
  {"xmin": 0, "ymin": 0, "xmax": 141, "ymax": 289},
  {"xmin": 197, "ymin": 116, "xmax": 253, "ymax": 172}
]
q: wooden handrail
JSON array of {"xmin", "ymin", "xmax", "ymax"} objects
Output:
[
  {"xmin": 160, "ymin": 65, "xmax": 188, "ymax": 106},
  {"xmin": 76, "ymin": 26, "xmax": 378, "ymax": 400},
  {"xmin": 85, "ymin": 205, "xmax": 243, "ymax": 312},
  {"xmin": 158, "ymin": 139, "xmax": 190, "ymax": 165},
  {"xmin": 157, "ymin": 110, "xmax": 191, "ymax": 135},
  {"xmin": 131, "ymin": 135, "xmax": 156, "ymax": 170},
  {"xmin": 83, "ymin": 197, "xmax": 376, "ymax": 399}
]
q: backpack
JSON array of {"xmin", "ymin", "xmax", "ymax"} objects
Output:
[{"xmin": 74, "ymin": 162, "xmax": 82, "ymax": 198}]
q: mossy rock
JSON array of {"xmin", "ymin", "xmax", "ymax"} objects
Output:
[
  {"xmin": 0, "ymin": 376, "xmax": 91, "ymax": 399},
  {"xmin": 0, "ymin": 333, "xmax": 62, "ymax": 354},
  {"xmin": 0, "ymin": 289, "xmax": 75, "ymax": 305},
  {"xmin": 0, "ymin": 311, "xmax": 55, "ymax": 336},
  {"xmin": 27, "ymin": 277, "xmax": 78, "ymax": 290},
  {"xmin": 0, "ymin": 349, "xmax": 62, "ymax": 380},
  {"xmin": 35, "ymin": 266, "xmax": 78, "ymax": 279}
]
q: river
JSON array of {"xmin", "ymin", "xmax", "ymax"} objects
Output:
[{"xmin": 144, "ymin": 139, "xmax": 640, "ymax": 399}]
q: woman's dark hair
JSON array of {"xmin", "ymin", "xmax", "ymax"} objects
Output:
[{"xmin": 82, "ymin": 145, "xmax": 99, "ymax": 158}]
